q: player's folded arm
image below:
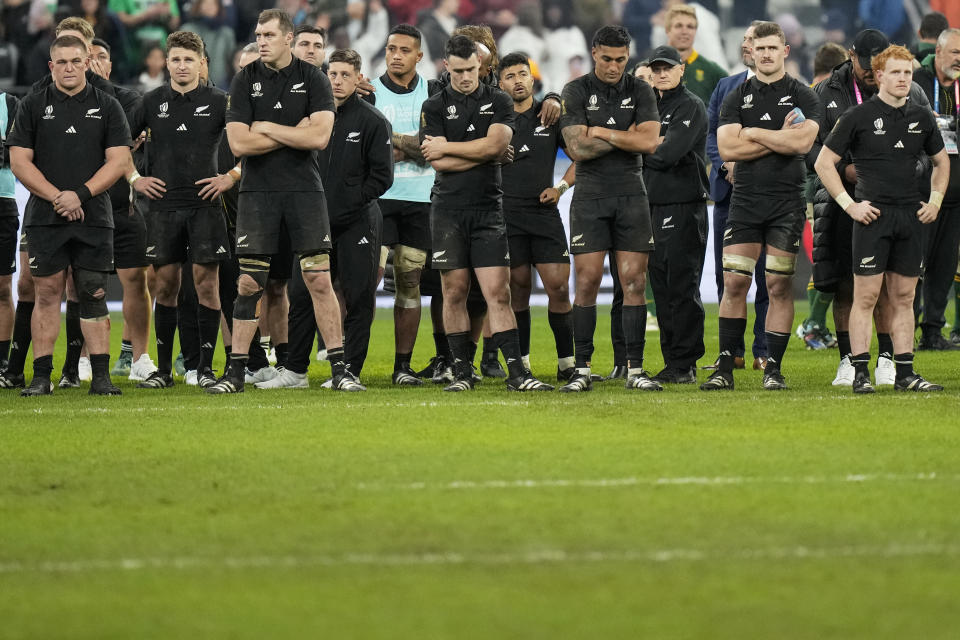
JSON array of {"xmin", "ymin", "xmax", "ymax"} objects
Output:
[
  {"xmin": 717, "ymin": 122, "xmax": 770, "ymax": 161},
  {"xmin": 440, "ymin": 122, "xmax": 513, "ymax": 162},
  {"xmin": 258, "ymin": 110, "xmax": 334, "ymax": 151}
]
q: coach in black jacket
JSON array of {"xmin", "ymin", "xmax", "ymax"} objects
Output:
[
  {"xmin": 643, "ymin": 46, "xmax": 710, "ymax": 384},
  {"xmin": 276, "ymin": 49, "xmax": 394, "ymax": 387}
]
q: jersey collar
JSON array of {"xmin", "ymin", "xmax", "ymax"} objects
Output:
[
  {"xmin": 379, "ymin": 72, "xmax": 420, "ymax": 94},
  {"xmin": 51, "ymin": 82, "xmax": 92, "ymax": 102}
]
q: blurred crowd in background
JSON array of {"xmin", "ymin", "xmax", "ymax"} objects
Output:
[{"xmin": 1, "ymin": 0, "xmax": 955, "ymax": 95}]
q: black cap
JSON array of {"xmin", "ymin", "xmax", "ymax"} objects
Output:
[
  {"xmin": 851, "ymin": 29, "xmax": 890, "ymax": 70},
  {"xmin": 648, "ymin": 45, "xmax": 683, "ymax": 67}
]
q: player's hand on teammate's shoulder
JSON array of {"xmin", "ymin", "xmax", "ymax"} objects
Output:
[{"xmin": 539, "ymin": 97, "xmax": 561, "ymax": 127}]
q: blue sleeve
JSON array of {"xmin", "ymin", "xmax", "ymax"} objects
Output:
[{"xmin": 706, "ymin": 79, "xmax": 724, "ymax": 168}]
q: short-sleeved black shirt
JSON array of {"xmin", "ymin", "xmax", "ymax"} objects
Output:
[
  {"xmin": 718, "ymin": 74, "xmax": 822, "ymax": 204},
  {"xmin": 8, "ymin": 82, "xmax": 132, "ymax": 228},
  {"xmin": 227, "ymin": 56, "xmax": 335, "ymax": 193},
  {"xmin": 419, "ymin": 82, "xmax": 516, "ymax": 209},
  {"xmin": 501, "ymin": 99, "xmax": 565, "ymax": 211},
  {"xmin": 825, "ymin": 96, "xmax": 944, "ymax": 205},
  {"xmin": 559, "ymin": 72, "xmax": 659, "ymax": 200},
  {"xmin": 132, "ymin": 83, "xmax": 228, "ymax": 211}
]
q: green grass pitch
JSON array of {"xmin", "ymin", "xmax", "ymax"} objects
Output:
[{"xmin": 2, "ymin": 303, "xmax": 960, "ymax": 639}]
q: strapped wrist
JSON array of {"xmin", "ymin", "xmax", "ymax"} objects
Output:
[{"xmin": 834, "ymin": 191, "xmax": 854, "ymax": 211}]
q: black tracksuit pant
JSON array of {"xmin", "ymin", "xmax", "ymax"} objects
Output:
[
  {"xmin": 648, "ymin": 202, "xmax": 708, "ymax": 370},
  {"xmin": 917, "ymin": 203, "xmax": 960, "ymax": 335},
  {"xmin": 287, "ymin": 210, "xmax": 382, "ymax": 376}
]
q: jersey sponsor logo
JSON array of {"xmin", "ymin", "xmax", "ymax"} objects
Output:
[
  {"xmin": 742, "ymin": 94, "xmax": 753, "ymax": 108},
  {"xmin": 65, "ymin": 126, "xmax": 77, "ymax": 134},
  {"xmin": 860, "ymin": 255, "xmax": 875, "ymax": 267},
  {"xmin": 908, "ymin": 121, "xmax": 922, "ymax": 133},
  {"xmin": 236, "ymin": 235, "xmax": 248, "ymax": 248},
  {"xmin": 571, "ymin": 233, "xmax": 584, "ymax": 246},
  {"xmin": 827, "ymin": 100, "xmax": 838, "ymax": 108},
  {"xmin": 446, "ymin": 105, "xmax": 458, "ymax": 120},
  {"xmin": 587, "ymin": 94, "xmax": 599, "ymax": 111},
  {"xmin": 251, "ymin": 82, "xmax": 263, "ymax": 97},
  {"xmin": 85, "ymin": 108, "xmax": 101, "ymax": 119},
  {"xmin": 723, "ymin": 228, "xmax": 733, "ymax": 239},
  {"xmin": 479, "ymin": 102, "xmax": 494, "ymax": 114},
  {"xmin": 322, "ymin": 234, "xmax": 330, "ymax": 242},
  {"xmin": 519, "ymin": 144, "xmax": 530, "ymax": 153},
  {"xmin": 562, "ymin": 250, "xmax": 569, "ymax": 257},
  {"xmin": 28, "ymin": 256, "xmax": 36, "ymax": 264},
  {"xmin": 290, "ymin": 82, "xmax": 306, "ymax": 94},
  {"xmin": 620, "ymin": 97, "xmax": 632, "ymax": 109},
  {"xmin": 606, "ymin": 117, "xmax": 616, "ymax": 125},
  {"xmin": 894, "ymin": 140, "xmax": 904, "ymax": 148},
  {"xmin": 42, "ymin": 105, "xmax": 54, "ymax": 120},
  {"xmin": 177, "ymin": 124, "xmax": 187, "ymax": 131},
  {"xmin": 466, "ymin": 123, "xmax": 475, "ymax": 132},
  {"xmin": 777, "ymin": 95, "xmax": 793, "ymax": 106},
  {"xmin": 274, "ymin": 101, "xmax": 282, "ymax": 109},
  {"xmin": 357, "ymin": 236, "xmax": 369, "ymax": 245},
  {"xmin": 874, "ymin": 118, "xmax": 885, "ymax": 135},
  {"xmin": 534, "ymin": 125, "xmax": 549, "ymax": 136},
  {"xmin": 432, "ymin": 249, "xmax": 446, "ymax": 261},
  {"xmin": 215, "ymin": 246, "xmax": 226, "ymax": 254},
  {"xmin": 683, "ymin": 120, "xmax": 691, "ymax": 127},
  {"xmin": 346, "ymin": 131, "xmax": 361, "ymax": 142},
  {"xmin": 158, "ymin": 102, "xmax": 169, "ymax": 118},
  {"xmin": 662, "ymin": 216, "xmax": 674, "ymax": 229},
  {"xmin": 145, "ymin": 245, "xmax": 156, "ymax": 257},
  {"xmin": 760, "ymin": 113, "xmax": 771, "ymax": 121},
  {"xmin": 194, "ymin": 105, "xmax": 211, "ymax": 117}
]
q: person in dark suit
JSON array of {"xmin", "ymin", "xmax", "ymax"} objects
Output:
[{"xmin": 705, "ymin": 21, "xmax": 768, "ymax": 371}]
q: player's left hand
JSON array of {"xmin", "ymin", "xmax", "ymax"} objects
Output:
[
  {"xmin": 250, "ymin": 121, "xmax": 273, "ymax": 135},
  {"xmin": 783, "ymin": 111, "xmax": 802, "ymax": 129},
  {"xmin": 356, "ymin": 74, "xmax": 376, "ymax": 98},
  {"xmin": 132, "ymin": 131, "xmax": 146, "ymax": 152},
  {"xmin": 420, "ymin": 135, "xmax": 447, "ymax": 160},
  {"xmin": 917, "ymin": 201, "xmax": 940, "ymax": 224},
  {"xmin": 196, "ymin": 174, "xmax": 235, "ymax": 200},
  {"xmin": 739, "ymin": 126, "xmax": 755, "ymax": 141},
  {"xmin": 540, "ymin": 98, "xmax": 561, "ymax": 127},
  {"xmin": 498, "ymin": 144, "xmax": 514, "ymax": 164},
  {"xmin": 539, "ymin": 186, "xmax": 560, "ymax": 204}
]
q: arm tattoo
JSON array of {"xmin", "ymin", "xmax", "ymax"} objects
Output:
[{"xmin": 562, "ymin": 125, "xmax": 614, "ymax": 161}]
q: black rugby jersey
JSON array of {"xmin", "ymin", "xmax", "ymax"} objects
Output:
[
  {"xmin": 501, "ymin": 99, "xmax": 565, "ymax": 211},
  {"xmin": 8, "ymin": 82, "xmax": 131, "ymax": 228},
  {"xmin": 559, "ymin": 71, "xmax": 659, "ymax": 200},
  {"xmin": 825, "ymin": 96, "xmax": 944, "ymax": 205},
  {"xmin": 419, "ymin": 82, "xmax": 516, "ymax": 209},
  {"xmin": 227, "ymin": 56, "xmax": 335, "ymax": 193},
  {"xmin": 132, "ymin": 83, "xmax": 228, "ymax": 211},
  {"xmin": 719, "ymin": 74, "xmax": 822, "ymax": 203}
]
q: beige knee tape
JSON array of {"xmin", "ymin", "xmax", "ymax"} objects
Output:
[
  {"xmin": 765, "ymin": 253, "xmax": 797, "ymax": 276},
  {"xmin": 721, "ymin": 254, "xmax": 757, "ymax": 277},
  {"xmin": 379, "ymin": 245, "xmax": 389, "ymax": 270},
  {"xmin": 300, "ymin": 253, "xmax": 330, "ymax": 272},
  {"xmin": 393, "ymin": 245, "xmax": 426, "ymax": 309}
]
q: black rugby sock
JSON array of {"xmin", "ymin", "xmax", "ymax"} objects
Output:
[
  {"xmin": 482, "ymin": 336, "xmax": 498, "ymax": 361},
  {"xmin": 8, "ymin": 301, "xmax": 33, "ymax": 375},
  {"xmin": 32, "ymin": 354, "xmax": 53, "ymax": 381},
  {"xmin": 493, "ymin": 329, "xmax": 525, "ymax": 379},
  {"xmin": 227, "ymin": 353, "xmax": 247, "ymax": 378},
  {"xmin": 248, "ymin": 329, "xmax": 269, "ymax": 370},
  {"xmin": 63, "ymin": 301, "xmax": 83, "ymax": 374},
  {"xmin": 468, "ymin": 339, "xmax": 478, "ymax": 364},
  {"xmin": 850, "ymin": 352, "xmax": 870, "ymax": 378},
  {"xmin": 877, "ymin": 333, "xmax": 894, "ymax": 360},
  {"xmin": 154, "ymin": 303, "xmax": 178, "ymax": 374},
  {"xmin": 433, "ymin": 331, "xmax": 448, "ymax": 359},
  {"xmin": 718, "ymin": 317, "xmax": 747, "ymax": 374},
  {"xmin": 446, "ymin": 331, "xmax": 471, "ymax": 380},
  {"xmin": 394, "ymin": 352, "xmax": 412, "ymax": 371},
  {"xmin": 836, "ymin": 331, "xmax": 851, "ymax": 358},
  {"xmin": 764, "ymin": 331, "xmax": 790, "ymax": 374},
  {"xmin": 273, "ymin": 342, "xmax": 288, "ymax": 369},
  {"xmin": 515, "ymin": 308, "xmax": 531, "ymax": 357},
  {"xmin": 120, "ymin": 339, "xmax": 133, "ymax": 357},
  {"xmin": 548, "ymin": 310, "xmax": 574, "ymax": 359},
  {"xmin": 89, "ymin": 353, "xmax": 109, "ymax": 379},
  {"xmin": 327, "ymin": 346, "xmax": 346, "ymax": 377},
  {"xmin": 894, "ymin": 352, "xmax": 914, "ymax": 379},
  {"xmin": 0, "ymin": 340, "xmax": 9, "ymax": 363},
  {"xmin": 622, "ymin": 304, "xmax": 647, "ymax": 370},
  {"xmin": 197, "ymin": 304, "xmax": 221, "ymax": 372},
  {"xmin": 572, "ymin": 305, "xmax": 597, "ymax": 369}
]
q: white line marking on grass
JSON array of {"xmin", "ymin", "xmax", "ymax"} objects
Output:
[
  {"xmin": 1, "ymin": 543, "xmax": 957, "ymax": 575},
  {"xmin": 355, "ymin": 472, "xmax": 960, "ymax": 491}
]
